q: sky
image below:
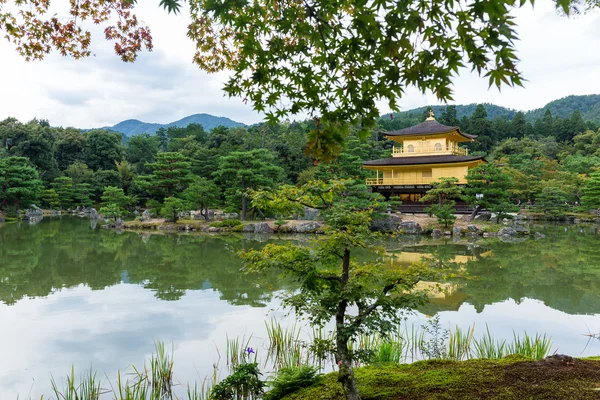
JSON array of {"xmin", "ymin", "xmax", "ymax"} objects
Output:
[{"xmin": 1, "ymin": 1, "xmax": 600, "ymax": 128}]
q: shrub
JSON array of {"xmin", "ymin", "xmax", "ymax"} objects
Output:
[
  {"xmin": 264, "ymin": 366, "xmax": 322, "ymax": 400},
  {"xmin": 210, "ymin": 363, "xmax": 264, "ymax": 400},
  {"xmin": 211, "ymin": 219, "xmax": 242, "ymax": 228}
]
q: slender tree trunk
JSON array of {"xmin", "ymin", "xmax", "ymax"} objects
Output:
[
  {"xmin": 469, "ymin": 204, "xmax": 481, "ymax": 221},
  {"xmin": 438, "ymin": 194, "xmax": 443, "ymax": 208},
  {"xmin": 336, "ymin": 249, "xmax": 361, "ymax": 400},
  {"xmin": 241, "ymin": 178, "xmax": 247, "ymax": 221}
]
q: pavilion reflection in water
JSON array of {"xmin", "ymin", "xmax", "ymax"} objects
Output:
[{"xmin": 385, "ymin": 244, "xmax": 492, "ymax": 312}]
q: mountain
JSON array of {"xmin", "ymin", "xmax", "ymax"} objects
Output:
[
  {"xmin": 401, "ymin": 103, "xmax": 518, "ymax": 120},
  {"xmin": 103, "ymin": 113, "xmax": 245, "ymax": 136},
  {"xmin": 524, "ymin": 94, "xmax": 600, "ymax": 124},
  {"xmin": 398, "ymin": 94, "xmax": 600, "ymax": 124}
]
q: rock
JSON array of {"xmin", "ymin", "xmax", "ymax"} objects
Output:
[
  {"xmin": 513, "ymin": 223, "xmax": 530, "ymax": 235},
  {"xmin": 141, "ymin": 209, "xmax": 152, "ymax": 221},
  {"xmin": 242, "ymin": 223, "xmax": 256, "ymax": 232},
  {"xmin": 431, "ymin": 229, "xmax": 443, "ymax": 237},
  {"xmin": 115, "ymin": 219, "xmax": 124, "ymax": 229},
  {"xmin": 483, "ymin": 232, "xmax": 497, "ymax": 237},
  {"xmin": 208, "ymin": 227, "xmax": 221, "ymax": 233},
  {"xmin": 0, "ymin": 217, "xmax": 4, "ymax": 223},
  {"xmin": 473, "ymin": 212, "xmax": 492, "ymax": 222},
  {"xmin": 399, "ymin": 221, "xmax": 421, "ymax": 235},
  {"xmin": 296, "ymin": 221, "xmax": 323, "ymax": 233},
  {"xmin": 534, "ymin": 232, "xmax": 546, "ymax": 239},
  {"xmin": 498, "ymin": 227, "xmax": 517, "ymax": 236},
  {"xmin": 254, "ymin": 222, "xmax": 273, "ymax": 233},
  {"xmin": 302, "ymin": 206, "xmax": 321, "ymax": 220},
  {"xmin": 25, "ymin": 204, "xmax": 43, "ymax": 217},
  {"xmin": 89, "ymin": 208, "xmax": 99, "ymax": 220},
  {"xmin": 574, "ymin": 218, "xmax": 582, "ymax": 224},
  {"xmin": 370, "ymin": 214, "xmax": 401, "ymax": 233},
  {"xmin": 467, "ymin": 224, "xmax": 480, "ymax": 233},
  {"xmin": 444, "ymin": 231, "xmax": 451, "ymax": 236},
  {"xmin": 452, "ymin": 226, "xmax": 462, "ymax": 236}
]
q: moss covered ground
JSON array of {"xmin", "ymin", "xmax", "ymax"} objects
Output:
[{"xmin": 283, "ymin": 356, "xmax": 600, "ymax": 400}]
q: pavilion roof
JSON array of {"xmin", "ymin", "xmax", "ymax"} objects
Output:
[
  {"xmin": 363, "ymin": 155, "xmax": 485, "ymax": 167},
  {"xmin": 384, "ymin": 119, "xmax": 477, "ymax": 140}
]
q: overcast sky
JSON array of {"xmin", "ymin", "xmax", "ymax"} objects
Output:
[{"xmin": 1, "ymin": 1, "xmax": 599, "ymax": 128}]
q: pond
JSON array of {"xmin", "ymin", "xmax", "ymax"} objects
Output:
[{"xmin": 1, "ymin": 218, "xmax": 600, "ymax": 398}]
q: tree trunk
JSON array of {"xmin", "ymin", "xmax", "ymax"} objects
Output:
[
  {"xmin": 438, "ymin": 194, "xmax": 443, "ymax": 208},
  {"xmin": 469, "ymin": 204, "xmax": 481, "ymax": 221},
  {"xmin": 335, "ymin": 249, "xmax": 361, "ymax": 400},
  {"xmin": 241, "ymin": 178, "xmax": 247, "ymax": 221}
]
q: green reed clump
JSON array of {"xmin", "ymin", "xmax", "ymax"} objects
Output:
[
  {"xmin": 447, "ymin": 325, "xmax": 475, "ymax": 361},
  {"xmin": 507, "ymin": 332, "xmax": 554, "ymax": 360},
  {"xmin": 265, "ymin": 320, "xmax": 311, "ymax": 369},
  {"xmin": 50, "ymin": 365, "xmax": 105, "ymax": 400},
  {"xmin": 226, "ymin": 334, "xmax": 257, "ymax": 371},
  {"xmin": 473, "ymin": 325, "xmax": 507, "ymax": 359}
]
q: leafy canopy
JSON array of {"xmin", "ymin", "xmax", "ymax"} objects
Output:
[{"xmin": 3, "ymin": 0, "xmax": 595, "ymax": 159}]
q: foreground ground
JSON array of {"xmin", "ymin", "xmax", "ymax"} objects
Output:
[{"xmin": 283, "ymin": 356, "xmax": 600, "ymax": 400}]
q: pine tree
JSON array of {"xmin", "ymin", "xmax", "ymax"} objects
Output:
[
  {"xmin": 581, "ymin": 172, "xmax": 600, "ymax": 211},
  {"xmin": 535, "ymin": 186, "xmax": 569, "ymax": 217},
  {"xmin": 162, "ymin": 197, "xmax": 187, "ymax": 223},
  {"xmin": 100, "ymin": 186, "xmax": 130, "ymax": 221},
  {"xmin": 217, "ymin": 149, "xmax": 284, "ymax": 220},
  {"xmin": 0, "ymin": 156, "xmax": 43, "ymax": 209},
  {"xmin": 51, "ymin": 176, "xmax": 74, "ymax": 209},
  {"xmin": 464, "ymin": 163, "xmax": 516, "ymax": 220},
  {"xmin": 420, "ymin": 177, "xmax": 463, "ymax": 207},
  {"xmin": 182, "ymin": 178, "xmax": 220, "ymax": 220},
  {"xmin": 142, "ymin": 152, "xmax": 193, "ymax": 199},
  {"xmin": 439, "ymin": 105, "xmax": 459, "ymax": 126}
]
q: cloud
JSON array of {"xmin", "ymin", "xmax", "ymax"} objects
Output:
[{"xmin": 1, "ymin": 1, "xmax": 599, "ymax": 128}]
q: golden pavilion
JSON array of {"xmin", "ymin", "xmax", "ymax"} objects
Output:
[{"xmin": 363, "ymin": 111, "xmax": 485, "ymax": 210}]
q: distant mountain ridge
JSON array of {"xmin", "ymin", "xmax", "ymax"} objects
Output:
[
  {"xmin": 399, "ymin": 94, "xmax": 600, "ymax": 124},
  {"xmin": 103, "ymin": 113, "xmax": 245, "ymax": 136}
]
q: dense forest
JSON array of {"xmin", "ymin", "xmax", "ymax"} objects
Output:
[{"xmin": 2, "ymin": 102, "xmax": 600, "ymax": 220}]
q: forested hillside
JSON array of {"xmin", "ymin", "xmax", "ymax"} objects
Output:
[
  {"xmin": 525, "ymin": 95, "xmax": 600, "ymax": 124},
  {"xmin": 397, "ymin": 94, "xmax": 600, "ymax": 125},
  {"xmin": 2, "ymin": 101, "xmax": 600, "ymax": 220},
  {"xmin": 102, "ymin": 113, "xmax": 245, "ymax": 136}
]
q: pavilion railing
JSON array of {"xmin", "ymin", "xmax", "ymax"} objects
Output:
[
  {"xmin": 365, "ymin": 177, "xmax": 468, "ymax": 185},
  {"xmin": 392, "ymin": 146, "xmax": 468, "ymax": 156}
]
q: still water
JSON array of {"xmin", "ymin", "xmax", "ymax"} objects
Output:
[{"xmin": 1, "ymin": 218, "xmax": 600, "ymax": 398}]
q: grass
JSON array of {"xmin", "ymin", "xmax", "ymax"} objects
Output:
[
  {"xmin": 40, "ymin": 323, "xmax": 557, "ymax": 400},
  {"xmin": 281, "ymin": 357, "xmax": 600, "ymax": 400}
]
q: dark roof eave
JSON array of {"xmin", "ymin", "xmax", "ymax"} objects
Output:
[{"xmin": 363, "ymin": 155, "xmax": 486, "ymax": 167}]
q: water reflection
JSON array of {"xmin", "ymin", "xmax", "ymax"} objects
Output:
[{"xmin": 1, "ymin": 219, "xmax": 600, "ymax": 398}]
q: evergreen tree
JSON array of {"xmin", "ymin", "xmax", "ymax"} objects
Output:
[
  {"xmin": 570, "ymin": 110, "xmax": 587, "ymax": 139},
  {"xmin": 581, "ymin": 172, "xmax": 600, "ymax": 210},
  {"xmin": 541, "ymin": 109, "xmax": 554, "ymax": 136},
  {"xmin": 100, "ymin": 186, "xmax": 130, "ymax": 221},
  {"xmin": 217, "ymin": 149, "xmax": 284, "ymax": 220},
  {"xmin": 141, "ymin": 152, "xmax": 193, "ymax": 200},
  {"xmin": 509, "ymin": 111, "xmax": 530, "ymax": 139},
  {"xmin": 162, "ymin": 197, "xmax": 187, "ymax": 223},
  {"xmin": 84, "ymin": 130, "xmax": 124, "ymax": 171},
  {"xmin": 51, "ymin": 176, "xmax": 75, "ymax": 209},
  {"xmin": 468, "ymin": 104, "xmax": 493, "ymax": 152},
  {"xmin": 439, "ymin": 105, "xmax": 459, "ymax": 126},
  {"xmin": 420, "ymin": 177, "xmax": 463, "ymax": 207},
  {"xmin": 41, "ymin": 189, "xmax": 60, "ymax": 209},
  {"xmin": 0, "ymin": 156, "xmax": 42, "ymax": 209},
  {"xmin": 425, "ymin": 203, "xmax": 456, "ymax": 228},
  {"xmin": 464, "ymin": 163, "xmax": 515, "ymax": 220},
  {"xmin": 535, "ymin": 186, "xmax": 569, "ymax": 217},
  {"xmin": 182, "ymin": 178, "xmax": 220, "ymax": 220},
  {"xmin": 72, "ymin": 183, "xmax": 93, "ymax": 208}
]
